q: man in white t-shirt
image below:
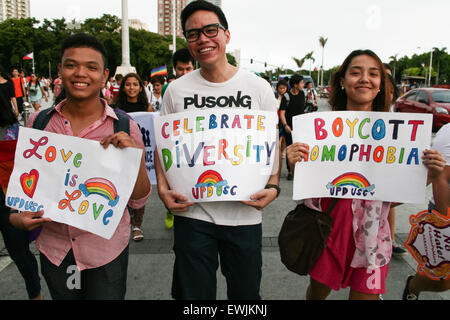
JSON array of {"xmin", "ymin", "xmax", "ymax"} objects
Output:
[{"xmin": 156, "ymin": 0, "xmax": 280, "ymax": 300}]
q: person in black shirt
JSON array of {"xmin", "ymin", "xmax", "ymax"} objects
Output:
[
  {"xmin": 0, "ymin": 65, "xmax": 18, "ymax": 116},
  {"xmin": 279, "ymin": 74, "xmax": 306, "ymax": 180}
]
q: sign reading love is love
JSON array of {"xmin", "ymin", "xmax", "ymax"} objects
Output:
[
  {"xmin": 154, "ymin": 109, "xmax": 278, "ymax": 202},
  {"xmin": 5, "ymin": 127, "xmax": 142, "ymax": 240},
  {"xmin": 292, "ymin": 111, "xmax": 432, "ymax": 203},
  {"xmin": 129, "ymin": 112, "xmax": 159, "ymax": 185}
]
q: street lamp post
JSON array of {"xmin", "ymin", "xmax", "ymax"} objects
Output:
[
  {"xmin": 428, "ymin": 49, "xmax": 433, "ymax": 87},
  {"xmin": 115, "ymin": 0, "xmax": 136, "ymax": 76}
]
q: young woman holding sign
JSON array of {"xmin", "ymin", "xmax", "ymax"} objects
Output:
[
  {"xmin": 115, "ymin": 73, "xmax": 152, "ymax": 241},
  {"xmin": 287, "ymin": 49, "xmax": 445, "ymax": 300}
]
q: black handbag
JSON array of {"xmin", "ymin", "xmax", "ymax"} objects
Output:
[{"xmin": 278, "ymin": 199, "xmax": 338, "ymax": 275}]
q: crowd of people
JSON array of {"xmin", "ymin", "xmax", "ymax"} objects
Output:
[{"xmin": 0, "ymin": 0, "xmax": 448, "ymax": 301}]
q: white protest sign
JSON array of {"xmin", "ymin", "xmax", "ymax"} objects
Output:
[
  {"xmin": 154, "ymin": 109, "xmax": 278, "ymax": 202},
  {"xmin": 292, "ymin": 111, "xmax": 432, "ymax": 203},
  {"xmin": 5, "ymin": 127, "xmax": 142, "ymax": 240},
  {"xmin": 129, "ymin": 112, "xmax": 159, "ymax": 185}
]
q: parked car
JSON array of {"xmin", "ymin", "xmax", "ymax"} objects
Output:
[{"xmin": 394, "ymin": 88, "xmax": 450, "ymax": 131}]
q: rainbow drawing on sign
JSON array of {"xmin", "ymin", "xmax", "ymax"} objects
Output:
[
  {"xmin": 326, "ymin": 172, "xmax": 375, "ymax": 197},
  {"xmin": 79, "ymin": 177, "xmax": 120, "ymax": 207},
  {"xmin": 195, "ymin": 170, "xmax": 228, "ymax": 188},
  {"xmin": 328, "ymin": 172, "xmax": 372, "ymax": 189},
  {"xmin": 192, "ymin": 170, "xmax": 238, "ymax": 200}
]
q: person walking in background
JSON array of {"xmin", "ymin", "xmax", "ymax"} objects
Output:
[
  {"xmin": 52, "ymin": 75, "xmax": 63, "ymax": 101},
  {"xmin": 304, "ymin": 81, "xmax": 318, "ymax": 112},
  {"xmin": 0, "ymin": 93, "xmax": 42, "ymax": 300},
  {"xmin": 27, "ymin": 73, "xmax": 48, "ymax": 112},
  {"xmin": 287, "ymin": 49, "xmax": 445, "ymax": 300},
  {"xmin": 275, "ymin": 79, "xmax": 289, "ymax": 160},
  {"xmin": 147, "ymin": 75, "xmax": 164, "ymax": 112},
  {"xmin": 402, "ymin": 122, "xmax": 450, "ymax": 300},
  {"xmin": 114, "ymin": 72, "xmax": 153, "ymax": 242},
  {"xmin": 0, "ymin": 65, "xmax": 19, "ymax": 117},
  {"xmin": 11, "ymin": 68, "xmax": 26, "ymax": 115},
  {"xmin": 279, "ymin": 74, "xmax": 306, "ymax": 180}
]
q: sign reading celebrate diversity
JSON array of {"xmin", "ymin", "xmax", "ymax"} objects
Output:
[
  {"xmin": 154, "ymin": 109, "xmax": 278, "ymax": 202},
  {"xmin": 5, "ymin": 127, "xmax": 142, "ymax": 240},
  {"xmin": 292, "ymin": 111, "xmax": 432, "ymax": 203},
  {"xmin": 129, "ymin": 112, "xmax": 159, "ymax": 185}
]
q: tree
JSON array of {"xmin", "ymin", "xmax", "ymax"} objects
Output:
[
  {"xmin": 292, "ymin": 56, "xmax": 306, "ymax": 72},
  {"xmin": 389, "ymin": 54, "xmax": 398, "ymax": 81},
  {"xmin": 304, "ymin": 51, "xmax": 315, "ymax": 76},
  {"xmin": 319, "ymin": 36, "xmax": 328, "ymax": 86}
]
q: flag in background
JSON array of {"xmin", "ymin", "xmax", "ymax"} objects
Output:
[
  {"xmin": 22, "ymin": 52, "xmax": 34, "ymax": 60},
  {"xmin": 151, "ymin": 65, "xmax": 168, "ymax": 77}
]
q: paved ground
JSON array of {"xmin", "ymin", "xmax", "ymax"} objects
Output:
[{"xmin": 0, "ymin": 97, "xmax": 448, "ymax": 300}]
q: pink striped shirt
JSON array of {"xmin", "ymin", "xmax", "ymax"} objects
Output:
[{"xmin": 26, "ymin": 99, "xmax": 151, "ymax": 271}]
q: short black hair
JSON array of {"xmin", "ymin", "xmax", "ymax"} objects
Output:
[
  {"xmin": 60, "ymin": 33, "xmax": 108, "ymax": 69},
  {"xmin": 181, "ymin": 0, "xmax": 228, "ymax": 32},
  {"xmin": 289, "ymin": 74, "xmax": 304, "ymax": 87},
  {"xmin": 173, "ymin": 48, "xmax": 195, "ymax": 68}
]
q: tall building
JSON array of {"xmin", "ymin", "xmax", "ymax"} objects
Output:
[
  {"xmin": 158, "ymin": 0, "xmax": 222, "ymax": 38},
  {"xmin": 0, "ymin": 0, "xmax": 30, "ymax": 22},
  {"xmin": 157, "ymin": 0, "xmax": 187, "ymax": 38}
]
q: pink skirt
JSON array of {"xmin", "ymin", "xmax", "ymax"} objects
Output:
[{"xmin": 309, "ymin": 198, "xmax": 389, "ymax": 295}]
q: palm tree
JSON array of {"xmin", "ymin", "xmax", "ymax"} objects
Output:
[
  {"xmin": 389, "ymin": 54, "xmax": 399, "ymax": 81},
  {"xmin": 319, "ymin": 36, "xmax": 328, "ymax": 86},
  {"xmin": 292, "ymin": 56, "xmax": 306, "ymax": 72},
  {"xmin": 304, "ymin": 51, "xmax": 315, "ymax": 76},
  {"xmin": 432, "ymin": 47, "xmax": 447, "ymax": 85}
]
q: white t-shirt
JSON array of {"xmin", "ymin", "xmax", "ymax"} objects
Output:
[
  {"xmin": 148, "ymin": 92, "xmax": 162, "ymax": 111},
  {"xmin": 431, "ymin": 123, "xmax": 450, "ymax": 205},
  {"xmin": 161, "ymin": 68, "xmax": 278, "ymax": 226}
]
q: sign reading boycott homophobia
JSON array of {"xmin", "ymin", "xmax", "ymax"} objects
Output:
[
  {"xmin": 5, "ymin": 127, "xmax": 142, "ymax": 240},
  {"xmin": 154, "ymin": 109, "xmax": 278, "ymax": 202},
  {"xmin": 129, "ymin": 112, "xmax": 159, "ymax": 185},
  {"xmin": 292, "ymin": 111, "xmax": 433, "ymax": 203}
]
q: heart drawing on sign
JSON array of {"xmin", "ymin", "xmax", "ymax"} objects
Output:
[{"xmin": 20, "ymin": 169, "xmax": 40, "ymax": 198}]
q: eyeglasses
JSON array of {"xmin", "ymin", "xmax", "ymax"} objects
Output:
[{"xmin": 184, "ymin": 23, "xmax": 226, "ymax": 43}]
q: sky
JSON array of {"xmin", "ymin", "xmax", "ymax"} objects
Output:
[{"xmin": 30, "ymin": 0, "xmax": 450, "ymax": 75}]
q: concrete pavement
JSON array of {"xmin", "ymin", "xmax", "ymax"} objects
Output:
[{"xmin": 0, "ymin": 97, "xmax": 448, "ymax": 300}]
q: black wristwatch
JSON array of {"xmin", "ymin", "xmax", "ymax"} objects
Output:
[{"xmin": 265, "ymin": 184, "xmax": 280, "ymax": 197}]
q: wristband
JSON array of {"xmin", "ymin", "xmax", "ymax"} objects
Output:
[{"xmin": 265, "ymin": 184, "xmax": 280, "ymax": 197}]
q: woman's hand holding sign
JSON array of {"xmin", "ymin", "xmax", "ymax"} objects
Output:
[{"xmin": 286, "ymin": 142, "xmax": 310, "ymax": 173}]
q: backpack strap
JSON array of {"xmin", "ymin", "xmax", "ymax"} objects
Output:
[
  {"xmin": 113, "ymin": 110, "xmax": 130, "ymax": 135},
  {"xmin": 32, "ymin": 107, "xmax": 56, "ymax": 130}
]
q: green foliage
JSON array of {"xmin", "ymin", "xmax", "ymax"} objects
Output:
[
  {"xmin": 0, "ymin": 15, "xmax": 188, "ymax": 80},
  {"xmin": 389, "ymin": 48, "xmax": 449, "ymax": 85}
]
